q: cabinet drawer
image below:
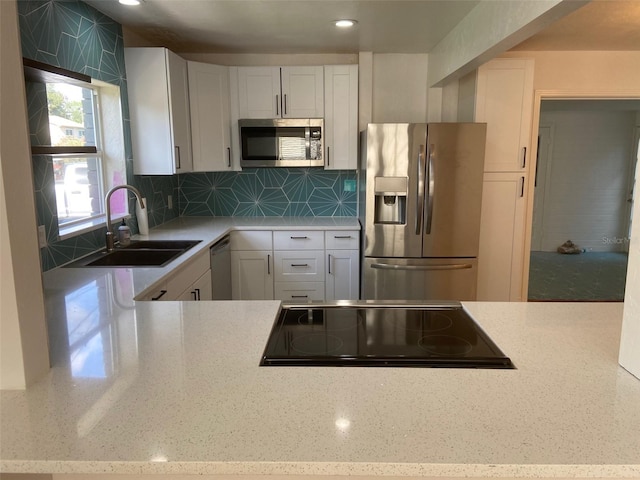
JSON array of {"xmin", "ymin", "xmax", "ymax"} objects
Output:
[
  {"xmin": 230, "ymin": 230, "xmax": 273, "ymax": 250},
  {"xmin": 325, "ymin": 230, "xmax": 359, "ymax": 249},
  {"xmin": 275, "ymin": 282, "xmax": 325, "ymax": 302},
  {"xmin": 166, "ymin": 249, "xmax": 209, "ymax": 295},
  {"xmin": 274, "ymin": 250, "xmax": 325, "ymax": 282},
  {"xmin": 273, "ymin": 230, "xmax": 324, "ymax": 250}
]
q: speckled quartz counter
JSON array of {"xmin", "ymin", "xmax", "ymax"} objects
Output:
[{"xmin": 1, "ymin": 219, "xmax": 640, "ymax": 478}]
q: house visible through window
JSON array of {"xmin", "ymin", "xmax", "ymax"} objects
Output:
[{"xmin": 46, "ymin": 83, "xmax": 106, "ymax": 227}]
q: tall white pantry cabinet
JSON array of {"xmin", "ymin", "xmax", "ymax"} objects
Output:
[{"xmin": 459, "ymin": 58, "xmax": 535, "ymax": 301}]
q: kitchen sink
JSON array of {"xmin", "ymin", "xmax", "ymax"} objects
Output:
[{"xmin": 65, "ymin": 240, "xmax": 201, "ymax": 268}]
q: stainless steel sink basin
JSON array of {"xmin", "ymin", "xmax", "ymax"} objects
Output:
[{"xmin": 65, "ymin": 240, "xmax": 201, "ymax": 268}]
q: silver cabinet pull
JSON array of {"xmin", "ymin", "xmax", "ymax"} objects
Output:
[
  {"xmin": 276, "ymin": 94, "xmax": 279, "ymax": 116},
  {"xmin": 371, "ymin": 263, "xmax": 472, "ymax": 271},
  {"xmin": 151, "ymin": 290, "xmax": 168, "ymax": 300},
  {"xmin": 291, "ymin": 263, "xmax": 309, "ymax": 267},
  {"xmin": 522, "ymin": 146, "xmax": 527, "ymax": 168},
  {"xmin": 520, "ymin": 176, "xmax": 525, "ymax": 198},
  {"xmin": 227, "ymin": 147, "xmax": 231, "ymax": 168},
  {"xmin": 195, "ymin": 288, "xmax": 201, "ymax": 301},
  {"xmin": 333, "ymin": 235, "xmax": 352, "ymax": 239},
  {"xmin": 175, "ymin": 146, "xmax": 181, "ymax": 170},
  {"xmin": 267, "ymin": 254, "xmax": 271, "ymax": 275},
  {"xmin": 327, "ymin": 146, "xmax": 330, "ymax": 166},
  {"xmin": 291, "ymin": 295, "xmax": 308, "ymax": 298},
  {"xmin": 328, "ymin": 254, "xmax": 332, "ymax": 274},
  {"xmin": 191, "ymin": 291, "xmax": 198, "ymax": 301},
  {"xmin": 290, "ymin": 236, "xmax": 308, "ymax": 239},
  {"xmin": 284, "ymin": 94, "xmax": 288, "ymax": 115}
]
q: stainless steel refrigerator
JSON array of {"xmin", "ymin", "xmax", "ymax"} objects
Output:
[{"xmin": 360, "ymin": 123, "xmax": 486, "ymax": 300}]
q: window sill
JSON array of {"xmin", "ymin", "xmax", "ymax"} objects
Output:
[{"xmin": 58, "ymin": 214, "xmax": 128, "ymax": 241}]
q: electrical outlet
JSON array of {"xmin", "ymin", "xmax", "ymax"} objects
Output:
[
  {"xmin": 167, "ymin": 195, "xmax": 173, "ymax": 210},
  {"xmin": 37, "ymin": 225, "xmax": 47, "ymax": 248}
]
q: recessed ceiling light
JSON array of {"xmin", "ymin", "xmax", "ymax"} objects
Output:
[
  {"xmin": 335, "ymin": 19, "xmax": 357, "ymax": 28},
  {"xmin": 119, "ymin": 0, "xmax": 140, "ymax": 5}
]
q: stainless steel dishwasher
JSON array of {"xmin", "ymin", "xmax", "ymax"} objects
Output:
[{"xmin": 210, "ymin": 235, "xmax": 232, "ymax": 300}]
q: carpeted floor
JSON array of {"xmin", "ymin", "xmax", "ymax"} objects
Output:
[{"xmin": 528, "ymin": 251, "xmax": 629, "ymax": 301}]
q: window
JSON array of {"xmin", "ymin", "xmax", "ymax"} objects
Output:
[
  {"xmin": 47, "ymin": 83, "xmax": 105, "ymax": 227},
  {"xmin": 24, "ymin": 59, "xmax": 128, "ymax": 238}
]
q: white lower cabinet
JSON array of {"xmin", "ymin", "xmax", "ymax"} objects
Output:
[
  {"xmin": 176, "ymin": 270, "xmax": 213, "ymax": 301},
  {"xmin": 229, "ymin": 228, "xmax": 360, "ymax": 301},
  {"xmin": 326, "ymin": 249, "xmax": 359, "ymax": 300},
  {"xmin": 230, "ymin": 231, "xmax": 274, "ymax": 300},
  {"xmin": 139, "ymin": 249, "xmax": 212, "ymax": 301},
  {"xmin": 325, "ymin": 230, "xmax": 359, "ymax": 300}
]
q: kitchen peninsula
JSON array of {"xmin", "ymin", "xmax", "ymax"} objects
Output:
[{"xmin": 1, "ymin": 218, "xmax": 640, "ymax": 479}]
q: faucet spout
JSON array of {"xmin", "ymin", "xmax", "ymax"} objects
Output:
[{"xmin": 105, "ymin": 184, "xmax": 145, "ymax": 252}]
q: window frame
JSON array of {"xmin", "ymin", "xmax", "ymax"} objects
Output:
[{"xmin": 24, "ymin": 58, "xmax": 129, "ymax": 239}]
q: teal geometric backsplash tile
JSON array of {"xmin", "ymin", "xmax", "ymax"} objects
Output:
[{"xmin": 179, "ymin": 169, "xmax": 357, "ymax": 217}]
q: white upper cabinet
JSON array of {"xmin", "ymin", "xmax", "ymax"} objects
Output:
[
  {"xmin": 323, "ymin": 65, "xmax": 358, "ymax": 170},
  {"xmin": 125, "ymin": 47, "xmax": 192, "ymax": 175},
  {"xmin": 474, "ymin": 58, "xmax": 534, "ymax": 172},
  {"xmin": 187, "ymin": 61, "xmax": 238, "ymax": 171},
  {"xmin": 237, "ymin": 66, "xmax": 324, "ymax": 119}
]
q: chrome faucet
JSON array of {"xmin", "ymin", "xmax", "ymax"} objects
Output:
[{"xmin": 105, "ymin": 185, "xmax": 145, "ymax": 252}]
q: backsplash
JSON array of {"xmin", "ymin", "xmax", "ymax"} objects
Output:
[{"xmin": 179, "ymin": 169, "xmax": 357, "ymax": 217}]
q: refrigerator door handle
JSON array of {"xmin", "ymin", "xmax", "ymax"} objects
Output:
[
  {"xmin": 416, "ymin": 144, "xmax": 425, "ymax": 235},
  {"xmin": 370, "ymin": 262, "xmax": 473, "ymax": 271},
  {"xmin": 425, "ymin": 143, "xmax": 435, "ymax": 235}
]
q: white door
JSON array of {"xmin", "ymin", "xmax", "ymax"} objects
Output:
[
  {"xmin": 326, "ymin": 249, "xmax": 359, "ymax": 300},
  {"xmin": 231, "ymin": 251, "xmax": 274, "ymax": 300},
  {"xmin": 280, "ymin": 66, "xmax": 324, "ymax": 118},
  {"xmin": 237, "ymin": 67, "xmax": 281, "ymax": 118},
  {"xmin": 324, "ymin": 65, "xmax": 358, "ymax": 170},
  {"xmin": 166, "ymin": 50, "xmax": 192, "ymax": 172},
  {"xmin": 477, "ymin": 172, "xmax": 527, "ymax": 301},
  {"xmin": 626, "ymin": 128, "xmax": 640, "ymax": 252}
]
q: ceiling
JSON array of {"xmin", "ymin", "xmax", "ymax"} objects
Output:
[{"xmin": 83, "ymin": 0, "xmax": 640, "ymax": 54}]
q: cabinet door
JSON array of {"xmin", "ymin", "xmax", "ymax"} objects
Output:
[
  {"xmin": 324, "ymin": 65, "xmax": 358, "ymax": 170},
  {"xmin": 125, "ymin": 47, "xmax": 192, "ymax": 174},
  {"xmin": 475, "ymin": 58, "xmax": 534, "ymax": 172},
  {"xmin": 230, "ymin": 250, "xmax": 274, "ymax": 300},
  {"xmin": 237, "ymin": 67, "xmax": 281, "ymax": 118},
  {"xmin": 166, "ymin": 50, "xmax": 193, "ymax": 173},
  {"xmin": 273, "ymin": 250, "xmax": 325, "ymax": 283},
  {"xmin": 280, "ymin": 66, "xmax": 324, "ymax": 118},
  {"xmin": 326, "ymin": 249, "xmax": 359, "ymax": 300},
  {"xmin": 188, "ymin": 62, "xmax": 236, "ymax": 172},
  {"xmin": 176, "ymin": 269, "xmax": 213, "ymax": 301},
  {"xmin": 477, "ymin": 172, "xmax": 527, "ymax": 301}
]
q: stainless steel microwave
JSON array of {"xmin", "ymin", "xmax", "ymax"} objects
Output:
[{"xmin": 239, "ymin": 118, "xmax": 323, "ymax": 168}]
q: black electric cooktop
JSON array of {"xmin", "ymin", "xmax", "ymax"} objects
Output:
[{"xmin": 260, "ymin": 302, "xmax": 515, "ymax": 369}]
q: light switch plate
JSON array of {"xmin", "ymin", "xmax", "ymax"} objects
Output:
[
  {"xmin": 343, "ymin": 179, "xmax": 356, "ymax": 192},
  {"xmin": 37, "ymin": 225, "xmax": 47, "ymax": 248}
]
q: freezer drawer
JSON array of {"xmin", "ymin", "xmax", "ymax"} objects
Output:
[{"xmin": 363, "ymin": 257, "xmax": 477, "ymax": 301}]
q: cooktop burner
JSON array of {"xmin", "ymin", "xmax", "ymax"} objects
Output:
[{"xmin": 260, "ymin": 302, "xmax": 515, "ymax": 369}]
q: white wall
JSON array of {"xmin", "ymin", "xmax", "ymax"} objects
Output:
[
  {"xmin": 0, "ymin": 0, "xmax": 50, "ymax": 389},
  {"xmin": 371, "ymin": 53, "xmax": 429, "ymax": 123},
  {"xmin": 534, "ymin": 107, "xmax": 637, "ymax": 252}
]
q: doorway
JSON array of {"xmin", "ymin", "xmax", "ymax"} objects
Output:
[{"xmin": 528, "ymin": 100, "xmax": 640, "ymax": 301}]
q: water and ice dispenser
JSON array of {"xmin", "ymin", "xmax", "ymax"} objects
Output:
[{"xmin": 373, "ymin": 176, "xmax": 407, "ymax": 225}]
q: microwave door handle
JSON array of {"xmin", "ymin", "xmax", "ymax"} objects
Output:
[
  {"xmin": 425, "ymin": 144, "xmax": 435, "ymax": 235},
  {"xmin": 416, "ymin": 144, "xmax": 425, "ymax": 235}
]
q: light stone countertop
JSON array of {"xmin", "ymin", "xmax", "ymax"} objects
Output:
[{"xmin": 2, "ymin": 218, "xmax": 640, "ymax": 478}]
